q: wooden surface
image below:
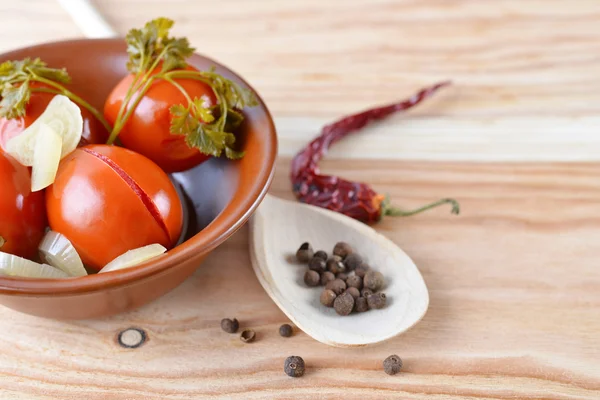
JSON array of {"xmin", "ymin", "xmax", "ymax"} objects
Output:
[{"xmin": 0, "ymin": 0, "xmax": 599, "ymax": 398}]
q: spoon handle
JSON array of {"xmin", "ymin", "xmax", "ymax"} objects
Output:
[{"xmin": 56, "ymin": 0, "xmax": 117, "ymax": 38}]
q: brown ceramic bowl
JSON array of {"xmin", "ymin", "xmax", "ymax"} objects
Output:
[{"xmin": 0, "ymin": 39, "xmax": 277, "ymax": 319}]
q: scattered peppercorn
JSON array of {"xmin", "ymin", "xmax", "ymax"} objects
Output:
[
  {"xmin": 355, "ymin": 264, "xmax": 369, "ymax": 278},
  {"xmin": 325, "ymin": 278, "xmax": 346, "ymax": 295},
  {"xmin": 364, "ymin": 270, "xmax": 385, "ymax": 291},
  {"xmin": 320, "ymin": 289, "xmax": 337, "ymax": 307},
  {"xmin": 296, "ymin": 242, "xmax": 314, "ymax": 263},
  {"xmin": 344, "ymin": 253, "xmax": 362, "ymax": 271},
  {"xmin": 355, "ymin": 297, "xmax": 369, "ymax": 312},
  {"xmin": 320, "ymin": 271, "xmax": 335, "ymax": 286},
  {"xmin": 334, "ymin": 291, "xmax": 355, "ymax": 316},
  {"xmin": 220, "ymin": 318, "xmax": 239, "ymax": 333},
  {"xmin": 333, "ymin": 242, "xmax": 353, "ymax": 259},
  {"xmin": 304, "ymin": 270, "xmax": 320, "ymax": 287},
  {"xmin": 346, "ymin": 275, "xmax": 363, "ymax": 290},
  {"xmin": 345, "ymin": 286, "xmax": 360, "ymax": 299},
  {"xmin": 279, "ymin": 324, "xmax": 293, "ymax": 337},
  {"xmin": 326, "ymin": 255, "xmax": 345, "ymax": 275},
  {"xmin": 383, "ymin": 355, "xmax": 402, "ymax": 375},
  {"xmin": 367, "ymin": 292, "xmax": 387, "ymax": 309},
  {"xmin": 361, "ymin": 288, "xmax": 373, "ymax": 298},
  {"xmin": 336, "ymin": 272, "xmax": 348, "ymax": 281},
  {"xmin": 314, "ymin": 250, "xmax": 328, "ymax": 261},
  {"xmin": 309, "ymin": 257, "xmax": 327, "ymax": 273},
  {"xmin": 240, "ymin": 329, "xmax": 256, "ymax": 343},
  {"xmin": 284, "ymin": 356, "xmax": 305, "ymax": 377}
]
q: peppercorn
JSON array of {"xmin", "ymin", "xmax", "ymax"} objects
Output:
[
  {"xmin": 308, "ymin": 257, "xmax": 326, "ymax": 273},
  {"xmin": 325, "ymin": 278, "xmax": 346, "ymax": 295},
  {"xmin": 345, "ymin": 286, "xmax": 360, "ymax": 299},
  {"xmin": 304, "ymin": 270, "xmax": 320, "ymax": 287},
  {"xmin": 355, "ymin": 264, "xmax": 369, "ymax": 278},
  {"xmin": 296, "ymin": 242, "xmax": 314, "ymax": 263},
  {"xmin": 383, "ymin": 355, "xmax": 402, "ymax": 375},
  {"xmin": 320, "ymin": 289, "xmax": 337, "ymax": 307},
  {"xmin": 364, "ymin": 270, "xmax": 384, "ymax": 291},
  {"xmin": 346, "ymin": 275, "xmax": 363, "ymax": 290},
  {"xmin": 284, "ymin": 356, "xmax": 305, "ymax": 377},
  {"xmin": 333, "ymin": 291, "xmax": 354, "ymax": 316},
  {"xmin": 279, "ymin": 324, "xmax": 293, "ymax": 337},
  {"xmin": 220, "ymin": 318, "xmax": 239, "ymax": 333},
  {"xmin": 361, "ymin": 288, "xmax": 373, "ymax": 298},
  {"xmin": 314, "ymin": 250, "xmax": 328, "ymax": 261},
  {"xmin": 355, "ymin": 297, "xmax": 369, "ymax": 312},
  {"xmin": 336, "ymin": 272, "xmax": 348, "ymax": 281},
  {"xmin": 240, "ymin": 329, "xmax": 256, "ymax": 343},
  {"xmin": 326, "ymin": 255, "xmax": 345, "ymax": 275},
  {"xmin": 320, "ymin": 271, "xmax": 335, "ymax": 286},
  {"xmin": 367, "ymin": 292, "xmax": 387, "ymax": 309},
  {"xmin": 344, "ymin": 253, "xmax": 362, "ymax": 271},
  {"xmin": 333, "ymin": 242, "xmax": 353, "ymax": 259}
]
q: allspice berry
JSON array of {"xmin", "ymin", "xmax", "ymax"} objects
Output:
[
  {"xmin": 320, "ymin": 289, "xmax": 337, "ymax": 307},
  {"xmin": 361, "ymin": 288, "xmax": 373, "ymax": 298},
  {"xmin": 367, "ymin": 292, "xmax": 387, "ymax": 309},
  {"xmin": 333, "ymin": 291, "xmax": 355, "ymax": 316},
  {"xmin": 314, "ymin": 250, "xmax": 328, "ymax": 261},
  {"xmin": 345, "ymin": 287, "xmax": 360, "ymax": 299},
  {"xmin": 296, "ymin": 242, "xmax": 314, "ymax": 263},
  {"xmin": 320, "ymin": 271, "xmax": 335, "ymax": 286},
  {"xmin": 308, "ymin": 257, "xmax": 326, "ymax": 273},
  {"xmin": 325, "ymin": 278, "xmax": 346, "ymax": 295},
  {"xmin": 364, "ymin": 270, "xmax": 385, "ymax": 291},
  {"xmin": 304, "ymin": 270, "xmax": 320, "ymax": 287},
  {"xmin": 336, "ymin": 272, "xmax": 348, "ymax": 281},
  {"xmin": 279, "ymin": 324, "xmax": 293, "ymax": 337},
  {"xmin": 346, "ymin": 275, "xmax": 363, "ymax": 290},
  {"xmin": 240, "ymin": 329, "xmax": 256, "ymax": 343},
  {"xmin": 344, "ymin": 253, "xmax": 362, "ymax": 271},
  {"xmin": 326, "ymin": 255, "xmax": 345, "ymax": 275},
  {"xmin": 220, "ymin": 318, "xmax": 239, "ymax": 333},
  {"xmin": 333, "ymin": 242, "xmax": 353, "ymax": 259},
  {"xmin": 383, "ymin": 355, "xmax": 402, "ymax": 375},
  {"xmin": 355, "ymin": 264, "xmax": 369, "ymax": 278},
  {"xmin": 284, "ymin": 356, "xmax": 305, "ymax": 377},
  {"xmin": 355, "ymin": 297, "xmax": 369, "ymax": 312}
]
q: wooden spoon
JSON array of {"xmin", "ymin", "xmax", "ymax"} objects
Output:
[{"xmin": 249, "ymin": 194, "xmax": 429, "ymax": 347}]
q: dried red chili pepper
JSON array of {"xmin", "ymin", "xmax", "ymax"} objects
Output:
[{"xmin": 291, "ymin": 81, "xmax": 459, "ymax": 224}]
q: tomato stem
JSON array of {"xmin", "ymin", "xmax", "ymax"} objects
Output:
[{"xmin": 30, "ymin": 76, "xmax": 112, "ymax": 133}]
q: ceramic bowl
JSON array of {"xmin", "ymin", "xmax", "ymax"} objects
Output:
[{"xmin": 0, "ymin": 39, "xmax": 277, "ymax": 319}]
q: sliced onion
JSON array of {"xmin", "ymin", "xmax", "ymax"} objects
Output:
[
  {"xmin": 39, "ymin": 231, "xmax": 87, "ymax": 277},
  {"xmin": 99, "ymin": 244, "xmax": 167, "ymax": 274},
  {"xmin": 0, "ymin": 252, "xmax": 68, "ymax": 279},
  {"xmin": 31, "ymin": 124, "xmax": 63, "ymax": 192}
]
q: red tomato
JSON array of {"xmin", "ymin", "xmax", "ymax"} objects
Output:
[
  {"xmin": 0, "ymin": 152, "xmax": 47, "ymax": 259},
  {"xmin": 104, "ymin": 66, "xmax": 217, "ymax": 173},
  {"xmin": 46, "ymin": 145, "xmax": 183, "ymax": 271},
  {"xmin": 0, "ymin": 83, "xmax": 108, "ymax": 152}
]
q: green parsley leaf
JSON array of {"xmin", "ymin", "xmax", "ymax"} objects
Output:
[{"xmin": 0, "ymin": 81, "xmax": 30, "ymax": 118}]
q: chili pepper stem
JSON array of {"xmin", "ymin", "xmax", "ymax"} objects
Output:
[{"xmin": 382, "ymin": 196, "xmax": 460, "ymax": 218}]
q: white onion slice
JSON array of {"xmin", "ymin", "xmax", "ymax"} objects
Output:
[
  {"xmin": 0, "ymin": 252, "xmax": 68, "ymax": 279},
  {"xmin": 31, "ymin": 124, "xmax": 63, "ymax": 192},
  {"xmin": 99, "ymin": 244, "xmax": 167, "ymax": 274},
  {"xmin": 39, "ymin": 231, "xmax": 87, "ymax": 277}
]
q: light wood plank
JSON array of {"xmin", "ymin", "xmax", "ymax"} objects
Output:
[{"xmin": 0, "ymin": 159, "xmax": 597, "ymax": 399}]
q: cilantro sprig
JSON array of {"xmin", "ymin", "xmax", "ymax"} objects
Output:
[
  {"xmin": 0, "ymin": 58, "xmax": 110, "ymax": 130},
  {"xmin": 107, "ymin": 18, "xmax": 257, "ymax": 159}
]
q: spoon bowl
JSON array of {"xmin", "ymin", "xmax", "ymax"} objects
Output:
[{"xmin": 250, "ymin": 195, "xmax": 429, "ymax": 347}]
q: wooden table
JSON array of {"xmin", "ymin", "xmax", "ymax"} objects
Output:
[{"xmin": 1, "ymin": 1, "xmax": 599, "ymax": 398}]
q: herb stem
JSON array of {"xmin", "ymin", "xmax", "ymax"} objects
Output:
[
  {"xmin": 107, "ymin": 77, "xmax": 156, "ymax": 144},
  {"xmin": 164, "ymin": 76, "xmax": 192, "ymax": 104},
  {"xmin": 31, "ymin": 75, "xmax": 112, "ymax": 132}
]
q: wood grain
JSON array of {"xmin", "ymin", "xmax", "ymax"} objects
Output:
[
  {"xmin": 0, "ymin": 0, "xmax": 599, "ymax": 398},
  {"xmin": 0, "ymin": 159, "xmax": 598, "ymax": 399}
]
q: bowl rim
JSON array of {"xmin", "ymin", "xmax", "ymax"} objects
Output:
[{"xmin": 0, "ymin": 38, "xmax": 278, "ymax": 295}]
